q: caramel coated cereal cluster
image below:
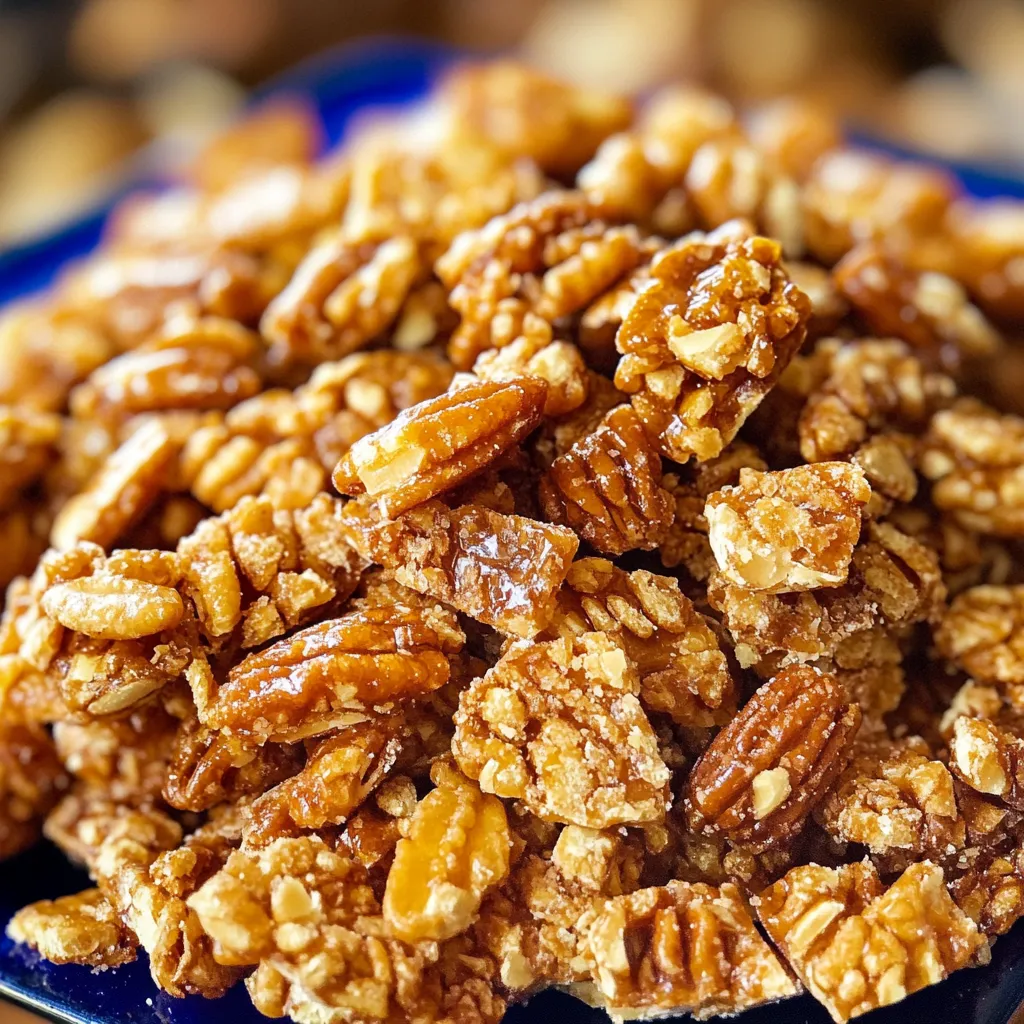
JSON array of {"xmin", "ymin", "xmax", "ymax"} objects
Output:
[{"xmin": 3, "ymin": 59, "xmax": 1024, "ymax": 1024}]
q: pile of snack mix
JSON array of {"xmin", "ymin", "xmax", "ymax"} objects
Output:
[{"xmin": 3, "ymin": 61, "xmax": 1024, "ymax": 1024}]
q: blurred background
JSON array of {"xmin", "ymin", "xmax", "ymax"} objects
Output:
[{"xmin": 0, "ymin": 0, "xmax": 1023, "ymax": 248}]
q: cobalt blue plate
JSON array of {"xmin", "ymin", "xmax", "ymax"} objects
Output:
[{"xmin": 2, "ymin": 35, "xmax": 1024, "ymax": 1024}]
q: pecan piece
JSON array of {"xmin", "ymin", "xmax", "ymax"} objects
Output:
[
  {"xmin": 706, "ymin": 462, "xmax": 870, "ymax": 592},
  {"xmin": 0, "ymin": 722, "xmax": 69, "ymax": 859},
  {"xmin": 950, "ymin": 717, "xmax": 1024, "ymax": 807},
  {"xmin": 332, "ymin": 376, "xmax": 547, "ymax": 517},
  {"xmin": 539, "ymin": 404, "xmax": 674, "ymax": 556},
  {"xmin": 816, "ymin": 738, "xmax": 965, "ymax": 860},
  {"xmin": 615, "ymin": 228, "xmax": 811, "ymax": 462},
  {"xmin": 936, "ymin": 585, "xmax": 1024, "ymax": 685},
  {"xmin": 758, "ymin": 860, "xmax": 985, "ymax": 1023},
  {"xmin": 453, "ymin": 632, "xmax": 670, "ymax": 827},
  {"xmin": 383, "ymin": 761, "xmax": 511, "ymax": 943},
  {"xmin": 43, "ymin": 575, "xmax": 184, "ymax": 640},
  {"xmin": 204, "ymin": 601, "xmax": 464, "ymax": 743},
  {"xmin": 685, "ymin": 666, "xmax": 859, "ymax": 851},
  {"xmin": 339, "ymin": 498, "xmax": 577, "ymax": 638},
  {"xmin": 547, "ymin": 557, "xmax": 735, "ymax": 727},
  {"xmin": 579, "ymin": 880, "xmax": 797, "ymax": 1018}
]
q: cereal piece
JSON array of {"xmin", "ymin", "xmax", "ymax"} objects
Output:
[
  {"xmin": 332, "ymin": 376, "xmax": 546, "ymax": 517},
  {"xmin": 659, "ymin": 441, "xmax": 767, "ymax": 579},
  {"xmin": 441, "ymin": 62, "xmax": 632, "ymax": 176},
  {"xmin": 816, "ymin": 738, "xmax": 965, "ymax": 859},
  {"xmin": 539, "ymin": 404, "xmax": 674, "ymax": 555},
  {"xmin": 204, "ymin": 600, "xmax": 464, "ymax": 743},
  {"xmin": 0, "ymin": 722, "xmax": 69, "ymax": 859},
  {"xmin": 50, "ymin": 418, "xmax": 178, "ymax": 551},
  {"xmin": 42, "ymin": 576, "xmax": 184, "ymax": 640},
  {"xmin": 922, "ymin": 400, "xmax": 1024, "ymax": 537},
  {"xmin": 834, "ymin": 244, "xmax": 1000, "ymax": 371},
  {"xmin": 244, "ymin": 719, "xmax": 402, "ymax": 838},
  {"xmin": 453, "ymin": 632, "xmax": 670, "ymax": 827},
  {"xmin": 758, "ymin": 860, "xmax": 985, "ymax": 1023},
  {"xmin": 6, "ymin": 889, "xmax": 137, "ymax": 968},
  {"xmin": 706, "ymin": 463, "xmax": 870, "ymax": 592},
  {"xmin": 936, "ymin": 585, "xmax": 1024, "ymax": 685},
  {"xmin": 339, "ymin": 499, "xmax": 577, "ymax": 638},
  {"xmin": 685, "ymin": 667, "xmax": 859, "ymax": 852},
  {"xmin": 383, "ymin": 762, "xmax": 511, "ymax": 942},
  {"xmin": 580, "ymin": 880, "xmax": 797, "ymax": 1017},
  {"xmin": 709, "ymin": 522, "xmax": 945, "ymax": 666},
  {"xmin": 615, "ymin": 229, "xmax": 811, "ymax": 462},
  {"xmin": 473, "ymin": 331, "xmax": 588, "ymax": 417},
  {"xmin": 949, "ymin": 717, "xmax": 1024, "ymax": 807},
  {"xmin": 261, "ymin": 233, "xmax": 422, "ymax": 369},
  {"xmin": 548, "ymin": 557, "xmax": 735, "ymax": 727}
]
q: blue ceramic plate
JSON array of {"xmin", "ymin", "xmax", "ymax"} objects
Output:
[{"xmin": 3, "ymin": 35, "xmax": 1024, "ymax": 1024}]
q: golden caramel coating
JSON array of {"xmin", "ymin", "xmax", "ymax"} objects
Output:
[
  {"xmin": 710, "ymin": 522, "xmax": 944, "ymax": 668},
  {"xmin": 948, "ymin": 200, "xmax": 1024, "ymax": 322},
  {"xmin": 747, "ymin": 97, "xmax": 843, "ymax": 182},
  {"xmin": 706, "ymin": 462, "xmax": 870, "ymax": 592},
  {"xmin": 922, "ymin": 400, "xmax": 1024, "ymax": 537},
  {"xmin": 816, "ymin": 738, "xmax": 965, "ymax": 860},
  {"xmin": 834, "ymin": 244, "xmax": 1000, "ymax": 372},
  {"xmin": 949, "ymin": 848, "xmax": 1024, "ymax": 938},
  {"xmin": 204, "ymin": 600, "xmax": 463, "ymax": 744},
  {"xmin": 686, "ymin": 667, "xmax": 859, "ymax": 852},
  {"xmin": 937, "ymin": 585, "xmax": 1024, "ymax": 685},
  {"xmin": 383, "ymin": 763, "xmax": 511, "ymax": 943},
  {"xmin": 453, "ymin": 633, "xmax": 670, "ymax": 827},
  {"xmin": 7, "ymin": 888, "xmax": 137, "ymax": 967},
  {"xmin": 339, "ymin": 498, "xmax": 577, "ymax": 639},
  {"xmin": 333, "ymin": 376, "xmax": 547, "ymax": 517},
  {"xmin": 0, "ymin": 405, "xmax": 61, "ymax": 506},
  {"xmin": 0, "ymin": 722, "xmax": 68, "ymax": 859},
  {"xmin": 615, "ymin": 228, "xmax": 811, "ymax": 462},
  {"xmin": 548, "ymin": 557, "xmax": 735, "ymax": 727},
  {"xmin": 580, "ymin": 880, "xmax": 797, "ymax": 1018},
  {"xmin": 539, "ymin": 404, "xmax": 674, "ymax": 555},
  {"xmin": 949, "ymin": 717, "xmax": 1024, "ymax": 808}
]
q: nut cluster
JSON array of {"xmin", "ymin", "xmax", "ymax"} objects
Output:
[{"xmin": 1, "ymin": 58, "xmax": 1024, "ymax": 1024}]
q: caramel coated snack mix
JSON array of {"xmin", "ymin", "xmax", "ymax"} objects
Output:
[{"xmin": 3, "ymin": 59, "xmax": 1024, "ymax": 1024}]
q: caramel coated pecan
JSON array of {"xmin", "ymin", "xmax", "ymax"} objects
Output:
[
  {"xmin": 834, "ymin": 244, "xmax": 1000, "ymax": 371},
  {"xmin": 816, "ymin": 738, "xmax": 964, "ymax": 859},
  {"xmin": 950, "ymin": 848, "xmax": 1024, "ymax": 937},
  {"xmin": 204, "ymin": 600, "xmax": 463, "ymax": 743},
  {"xmin": 548, "ymin": 557, "xmax": 735, "ymax": 727},
  {"xmin": 453, "ymin": 632, "xmax": 670, "ymax": 827},
  {"xmin": 581, "ymin": 880, "xmax": 797, "ymax": 1018},
  {"xmin": 539, "ymin": 404, "xmax": 674, "ymax": 555},
  {"xmin": 615, "ymin": 228, "xmax": 811, "ymax": 462},
  {"xmin": 922, "ymin": 400, "xmax": 1024, "ymax": 537},
  {"xmin": 332, "ymin": 376, "xmax": 546, "ymax": 517},
  {"xmin": 383, "ymin": 761, "xmax": 511, "ymax": 942},
  {"xmin": 686, "ymin": 667, "xmax": 859, "ymax": 851},
  {"xmin": 757, "ymin": 861, "xmax": 985, "ymax": 1023},
  {"xmin": 706, "ymin": 463, "xmax": 870, "ymax": 592},
  {"xmin": 936, "ymin": 585, "xmax": 1024, "ymax": 685},
  {"xmin": 0, "ymin": 406, "xmax": 61, "ymax": 507},
  {"xmin": 0, "ymin": 723, "xmax": 69, "ymax": 859},
  {"xmin": 949, "ymin": 717, "xmax": 1024, "ymax": 807},
  {"xmin": 339, "ymin": 498, "xmax": 577, "ymax": 638}
]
